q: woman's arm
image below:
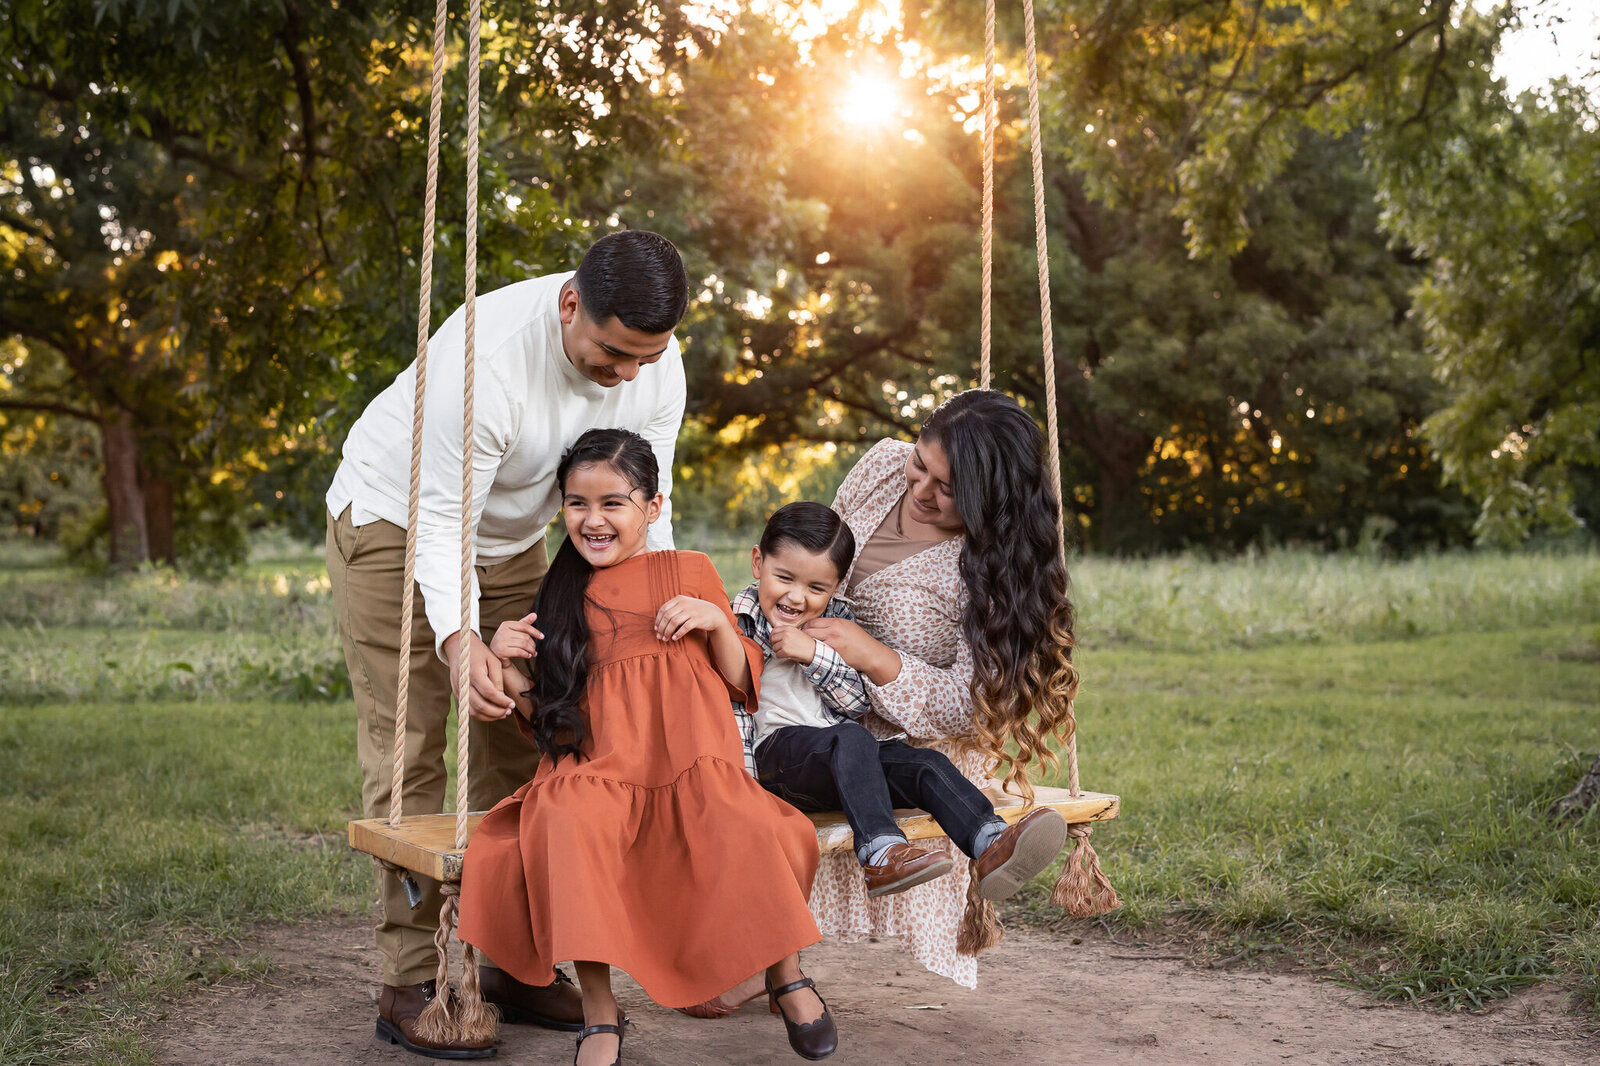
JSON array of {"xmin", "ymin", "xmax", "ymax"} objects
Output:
[
  {"xmin": 798, "ymin": 618, "xmax": 901, "ymax": 686},
  {"xmin": 807, "ymin": 616, "xmax": 977, "ymax": 740},
  {"xmin": 832, "ymin": 438, "xmax": 910, "ymax": 517},
  {"xmin": 867, "ymin": 634, "xmax": 978, "ymax": 740}
]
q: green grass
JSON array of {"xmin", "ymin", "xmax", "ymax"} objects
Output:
[
  {"xmin": 0, "ymin": 700, "xmax": 368, "ymax": 1064},
  {"xmin": 1021, "ymin": 623, "xmax": 1600, "ymax": 1013},
  {"xmin": 0, "ymin": 540, "xmax": 1597, "ymax": 1061}
]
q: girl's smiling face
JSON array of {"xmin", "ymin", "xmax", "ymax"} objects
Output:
[{"xmin": 562, "ymin": 460, "xmax": 661, "ymax": 567}]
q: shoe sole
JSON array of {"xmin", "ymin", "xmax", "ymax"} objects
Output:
[
  {"xmin": 495, "ymin": 1002, "xmax": 585, "ymax": 1032},
  {"xmin": 866, "ymin": 855, "xmax": 955, "ymax": 898},
  {"xmin": 375, "ymin": 1016, "xmax": 496, "ymax": 1059},
  {"xmin": 978, "ymin": 810, "xmax": 1069, "ymax": 901}
]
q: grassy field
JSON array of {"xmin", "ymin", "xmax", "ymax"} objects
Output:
[{"xmin": 1, "ymin": 539, "xmax": 1597, "ymax": 1062}]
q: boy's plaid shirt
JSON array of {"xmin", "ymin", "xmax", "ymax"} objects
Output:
[{"xmin": 729, "ymin": 583, "xmax": 872, "ymax": 775}]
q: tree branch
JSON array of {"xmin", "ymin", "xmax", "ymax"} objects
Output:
[{"xmin": 0, "ymin": 398, "xmax": 100, "ymax": 423}]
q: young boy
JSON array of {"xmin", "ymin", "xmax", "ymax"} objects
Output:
[{"xmin": 732, "ymin": 501, "xmax": 1068, "ymax": 900}]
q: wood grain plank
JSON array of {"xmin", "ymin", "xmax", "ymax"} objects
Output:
[{"xmin": 350, "ymin": 786, "xmax": 1120, "ymax": 883}]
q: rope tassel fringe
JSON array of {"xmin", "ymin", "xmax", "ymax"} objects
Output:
[
  {"xmin": 412, "ymin": 885, "xmax": 499, "ymax": 1046},
  {"xmin": 956, "ymin": 860, "xmax": 1004, "ymax": 957},
  {"xmin": 1051, "ymin": 822, "xmax": 1120, "ymax": 917}
]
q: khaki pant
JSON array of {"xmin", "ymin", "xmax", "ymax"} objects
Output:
[{"xmin": 326, "ymin": 506, "xmax": 548, "ymax": 985}]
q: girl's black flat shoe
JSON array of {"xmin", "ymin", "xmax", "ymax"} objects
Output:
[
  {"xmin": 573, "ymin": 1022, "xmax": 624, "ymax": 1066},
  {"xmin": 767, "ymin": 976, "xmax": 838, "ymax": 1060}
]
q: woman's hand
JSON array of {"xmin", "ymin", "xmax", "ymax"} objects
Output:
[
  {"xmin": 802, "ymin": 617, "xmax": 902, "ymax": 685},
  {"xmin": 654, "ymin": 595, "xmax": 728, "ymax": 642},
  {"xmin": 489, "ymin": 612, "xmax": 543, "ymax": 667}
]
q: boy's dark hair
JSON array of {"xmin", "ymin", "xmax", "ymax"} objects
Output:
[
  {"xmin": 528, "ymin": 428, "xmax": 659, "ymax": 764},
  {"xmin": 573, "ymin": 230, "xmax": 689, "ymax": 335},
  {"xmin": 759, "ymin": 502, "xmax": 856, "ymax": 583}
]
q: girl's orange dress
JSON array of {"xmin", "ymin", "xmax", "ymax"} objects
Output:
[{"xmin": 458, "ymin": 550, "xmax": 822, "ymax": 1008}]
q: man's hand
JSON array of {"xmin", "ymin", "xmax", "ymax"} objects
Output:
[
  {"xmin": 443, "ymin": 629, "xmax": 516, "ymax": 721},
  {"xmin": 653, "ymin": 595, "xmax": 727, "ymax": 642},
  {"xmin": 769, "ymin": 624, "xmax": 817, "ymax": 665}
]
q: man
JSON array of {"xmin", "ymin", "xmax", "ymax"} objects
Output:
[{"xmin": 325, "ymin": 230, "xmax": 689, "ymax": 1059}]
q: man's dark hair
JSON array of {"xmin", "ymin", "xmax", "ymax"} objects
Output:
[{"xmin": 572, "ymin": 230, "xmax": 689, "ymax": 335}]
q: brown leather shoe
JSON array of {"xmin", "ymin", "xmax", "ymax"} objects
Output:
[
  {"xmin": 862, "ymin": 841, "xmax": 955, "ymax": 898},
  {"xmin": 479, "ymin": 965, "xmax": 586, "ymax": 1031},
  {"xmin": 376, "ymin": 980, "xmax": 496, "ymax": 1059},
  {"xmin": 974, "ymin": 808, "xmax": 1069, "ymax": 901}
]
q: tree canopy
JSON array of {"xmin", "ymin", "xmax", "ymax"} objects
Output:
[{"xmin": 2, "ymin": 0, "xmax": 1593, "ymax": 565}]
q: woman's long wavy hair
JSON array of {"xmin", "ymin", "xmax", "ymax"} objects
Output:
[
  {"xmin": 525, "ymin": 428, "xmax": 659, "ymax": 764},
  {"xmin": 920, "ymin": 390, "xmax": 1080, "ymax": 800}
]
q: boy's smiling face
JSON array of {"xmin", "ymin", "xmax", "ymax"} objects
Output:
[{"xmin": 751, "ymin": 543, "xmax": 842, "ymax": 629}]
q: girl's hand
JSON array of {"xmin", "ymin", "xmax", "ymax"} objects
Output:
[
  {"xmin": 489, "ymin": 612, "xmax": 543, "ymax": 667},
  {"xmin": 654, "ymin": 595, "xmax": 726, "ymax": 642},
  {"xmin": 769, "ymin": 624, "xmax": 817, "ymax": 665}
]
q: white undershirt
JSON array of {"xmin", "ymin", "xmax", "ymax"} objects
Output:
[{"xmin": 752, "ymin": 658, "xmax": 836, "ymax": 749}]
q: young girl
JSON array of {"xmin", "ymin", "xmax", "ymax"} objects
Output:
[
  {"xmin": 458, "ymin": 429, "xmax": 837, "ymax": 1065},
  {"xmin": 738, "ymin": 502, "xmax": 1069, "ymax": 903}
]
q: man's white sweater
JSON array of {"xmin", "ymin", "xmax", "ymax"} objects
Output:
[{"xmin": 327, "ymin": 271, "xmax": 686, "ymax": 651}]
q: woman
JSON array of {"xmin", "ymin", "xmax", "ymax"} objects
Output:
[{"xmin": 696, "ymin": 389, "xmax": 1084, "ymax": 1001}]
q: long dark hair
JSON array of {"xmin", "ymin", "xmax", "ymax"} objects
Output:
[
  {"xmin": 920, "ymin": 389, "xmax": 1079, "ymax": 799},
  {"xmin": 759, "ymin": 501, "xmax": 856, "ymax": 582},
  {"xmin": 526, "ymin": 428, "xmax": 660, "ymax": 763}
]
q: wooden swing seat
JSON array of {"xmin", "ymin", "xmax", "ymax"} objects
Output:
[{"xmin": 349, "ymin": 784, "xmax": 1119, "ymax": 883}]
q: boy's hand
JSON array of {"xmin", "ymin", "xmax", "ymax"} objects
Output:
[
  {"xmin": 769, "ymin": 624, "xmax": 817, "ymax": 665},
  {"xmin": 489, "ymin": 612, "xmax": 543, "ymax": 667},
  {"xmin": 654, "ymin": 595, "xmax": 726, "ymax": 642}
]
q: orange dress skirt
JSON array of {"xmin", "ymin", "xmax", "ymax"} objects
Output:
[{"xmin": 458, "ymin": 550, "xmax": 821, "ymax": 1008}]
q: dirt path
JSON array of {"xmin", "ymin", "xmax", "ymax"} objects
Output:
[{"xmin": 151, "ymin": 918, "xmax": 1593, "ymax": 1066}]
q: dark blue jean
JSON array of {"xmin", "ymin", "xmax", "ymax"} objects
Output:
[{"xmin": 755, "ymin": 720, "xmax": 998, "ymax": 860}]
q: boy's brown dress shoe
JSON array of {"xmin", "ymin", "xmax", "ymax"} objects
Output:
[
  {"xmin": 862, "ymin": 841, "xmax": 955, "ymax": 897},
  {"xmin": 974, "ymin": 807, "xmax": 1069, "ymax": 901},
  {"xmin": 376, "ymin": 979, "xmax": 496, "ymax": 1059}
]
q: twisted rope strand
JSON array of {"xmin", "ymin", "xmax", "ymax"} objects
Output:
[
  {"xmin": 1021, "ymin": 0, "xmax": 1078, "ymax": 799},
  {"xmin": 979, "ymin": 0, "xmax": 996, "ymax": 390},
  {"xmin": 454, "ymin": 0, "xmax": 482, "ymax": 851},
  {"xmin": 391, "ymin": 0, "xmax": 452, "ymax": 827}
]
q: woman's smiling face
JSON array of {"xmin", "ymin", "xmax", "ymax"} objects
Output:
[
  {"xmin": 904, "ymin": 437, "xmax": 965, "ymax": 534},
  {"xmin": 561, "ymin": 460, "xmax": 661, "ymax": 567}
]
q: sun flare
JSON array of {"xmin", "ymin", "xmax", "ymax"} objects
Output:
[{"xmin": 836, "ymin": 71, "xmax": 903, "ymax": 127}]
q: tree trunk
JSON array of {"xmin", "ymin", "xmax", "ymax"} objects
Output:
[
  {"xmin": 1548, "ymin": 753, "xmax": 1600, "ymax": 820},
  {"xmin": 101, "ymin": 411, "xmax": 150, "ymax": 569},
  {"xmin": 142, "ymin": 473, "xmax": 176, "ymax": 566}
]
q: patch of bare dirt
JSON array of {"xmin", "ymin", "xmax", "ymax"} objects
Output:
[{"xmin": 151, "ymin": 917, "xmax": 1595, "ymax": 1065}]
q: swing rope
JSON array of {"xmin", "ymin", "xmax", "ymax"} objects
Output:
[
  {"xmin": 978, "ymin": 0, "xmax": 996, "ymax": 391},
  {"xmin": 974, "ymin": 0, "xmax": 1119, "ymax": 922},
  {"xmin": 391, "ymin": 0, "xmax": 497, "ymax": 1046},
  {"xmin": 1022, "ymin": 0, "xmax": 1118, "ymax": 919},
  {"xmin": 390, "ymin": 0, "xmax": 451, "ymax": 829}
]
